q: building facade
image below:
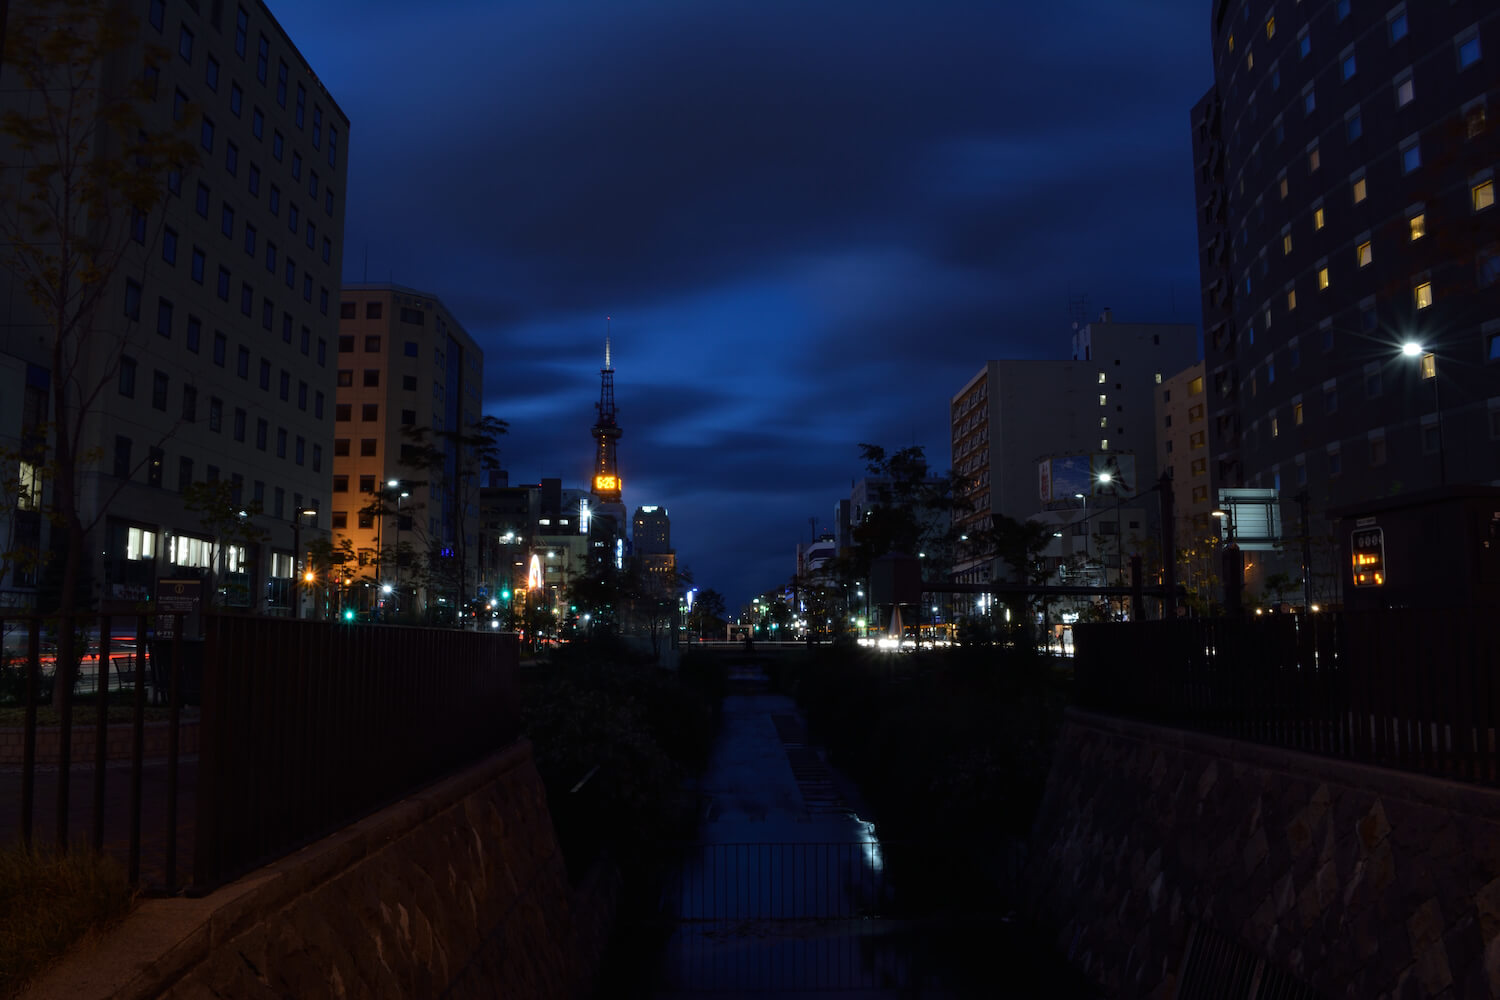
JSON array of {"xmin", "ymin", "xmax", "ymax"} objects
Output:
[
  {"xmin": 631, "ymin": 504, "xmax": 676, "ymax": 597},
  {"xmin": 949, "ymin": 317, "xmax": 1199, "ymax": 589},
  {"xmin": 331, "ymin": 284, "xmax": 483, "ymax": 619},
  {"xmin": 0, "ymin": 0, "xmax": 349, "ymax": 614},
  {"xmin": 1192, "ymin": 0, "xmax": 1500, "ymax": 591}
]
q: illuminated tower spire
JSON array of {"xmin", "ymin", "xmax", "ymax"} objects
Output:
[{"xmin": 591, "ymin": 322, "xmax": 623, "ymax": 503}]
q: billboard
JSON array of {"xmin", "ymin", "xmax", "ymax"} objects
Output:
[
  {"xmin": 1039, "ymin": 453, "xmax": 1137, "ymax": 508},
  {"xmin": 1215, "ymin": 488, "xmax": 1282, "ymax": 552}
]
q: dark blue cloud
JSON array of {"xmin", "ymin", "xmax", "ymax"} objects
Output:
[{"xmin": 278, "ymin": 0, "xmax": 1213, "ymax": 608}]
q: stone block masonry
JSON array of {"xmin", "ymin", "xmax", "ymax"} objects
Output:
[
  {"xmin": 22, "ymin": 738, "xmax": 615, "ymax": 1000},
  {"xmin": 1025, "ymin": 710, "xmax": 1500, "ymax": 999}
]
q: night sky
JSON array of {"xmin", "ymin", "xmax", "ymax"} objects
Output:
[{"xmin": 279, "ymin": 1, "xmax": 1213, "ymax": 610}]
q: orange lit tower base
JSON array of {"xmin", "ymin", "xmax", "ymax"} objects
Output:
[{"xmin": 591, "ymin": 335, "xmax": 623, "ymax": 504}]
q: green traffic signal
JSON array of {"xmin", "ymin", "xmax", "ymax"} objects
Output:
[{"xmin": 343, "ymin": 608, "xmax": 355, "ymax": 621}]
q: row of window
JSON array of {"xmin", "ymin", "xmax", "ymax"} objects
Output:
[
  {"xmin": 111, "ymin": 433, "xmax": 321, "ymax": 521},
  {"xmin": 150, "ymin": 0, "xmax": 339, "ymax": 170},
  {"xmin": 117, "ymin": 352, "xmax": 327, "ymax": 430},
  {"xmin": 122, "ymin": 277, "xmax": 330, "ymax": 373}
]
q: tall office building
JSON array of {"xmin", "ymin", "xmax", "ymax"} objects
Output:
[
  {"xmin": 632, "ymin": 504, "xmax": 676, "ymax": 597},
  {"xmin": 1192, "ymin": 2, "xmax": 1499, "ymax": 560},
  {"xmin": 0, "ymin": 0, "xmax": 348, "ymax": 613},
  {"xmin": 333, "ymin": 284, "xmax": 483, "ymax": 616},
  {"xmin": 950, "ymin": 317, "xmax": 1198, "ymax": 585}
]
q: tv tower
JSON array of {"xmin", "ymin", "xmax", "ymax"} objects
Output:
[{"xmin": 591, "ymin": 324, "xmax": 623, "ymax": 503}]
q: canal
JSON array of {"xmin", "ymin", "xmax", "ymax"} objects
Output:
[{"xmin": 622, "ymin": 665, "xmax": 1096, "ymax": 998}]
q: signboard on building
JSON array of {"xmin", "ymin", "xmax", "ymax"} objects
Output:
[
  {"xmin": 1214, "ymin": 488, "xmax": 1283, "ymax": 552},
  {"xmin": 1350, "ymin": 526, "xmax": 1387, "ymax": 587},
  {"xmin": 1038, "ymin": 453, "xmax": 1137, "ymax": 508},
  {"xmin": 155, "ymin": 578, "xmax": 202, "ymax": 639}
]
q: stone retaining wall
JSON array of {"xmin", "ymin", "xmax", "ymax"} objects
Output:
[
  {"xmin": 0, "ymin": 720, "xmax": 200, "ymax": 765},
  {"xmin": 1025, "ymin": 710, "xmax": 1500, "ymax": 999},
  {"xmin": 23, "ymin": 739, "xmax": 613, "ymax": 1000}
]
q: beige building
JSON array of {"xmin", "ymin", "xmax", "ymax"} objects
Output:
[
  {"xmin": 332, "ymin": 285, "xmax": 484, "ymax": 620},
  {"xmin": 0, "ymin": 0, "xmax": 348, "ymax": 614},
  {"xmin": 1155, "ymin": 362, "xmax": 1220, "ymax": 605}
]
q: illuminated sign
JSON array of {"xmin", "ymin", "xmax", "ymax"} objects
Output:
[
  {"xmin": 528, "ymin": 554, "xmax": 543, "ymax": 590},
  {"xmin": 594, "ymin": 475, "xmax": 619, "ymax": 492},
  {"xmin": 1350, "ymin": 527, "xmax": 1386, "ymax": 587}
]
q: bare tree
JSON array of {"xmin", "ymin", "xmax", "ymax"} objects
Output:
[{"xmin": 1, "ymin": 0, "xmax": 195, "ymax": 699}]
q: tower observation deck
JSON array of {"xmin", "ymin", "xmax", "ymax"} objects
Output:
[{"xmin": 591, "ymin": 337, "xmax": 622, "ymax": 503}]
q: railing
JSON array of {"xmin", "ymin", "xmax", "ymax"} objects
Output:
[
  {"xmin": 1074, "ymin": 610, "xmax": 1500, "ymax": 785},
  {"xmin": 2, "ymin": 612, "xmax": 518, "ymax": 894}
]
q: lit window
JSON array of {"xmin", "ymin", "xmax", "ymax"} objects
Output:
[
  {"xmin": 1271, "ymin": 417, "xmax": 1279, "ymax": 438},
  {"xmin": 1097, "ymin": 372, "xmax": 1106, "ymax": 383},
  {"xmin": 1247, "ymin": 51, "xmax": 1254, "ymax": 70},
  {"xmin": 1314, "ymin": 206, "xmax": 1326, "ymax": 229},
  {"xmin": 1357, "ymin": 241, "xmax": 1373, "ymax": 267},
  {"xmin": 1401, "ymin": 141, "xmax": 1421, "ymax": 173},
  {"xmin": 1342, "ymin": 53, "xmax": 1357, "ymax": 80},
  {"xmin": 1410, "ymin": 213, "xmax": 1425, "ymax": 239},
  {"xmin": 1390, "ymin": 11, "xmax": 1408, "ymax": 43},
  {"xmin": 1294, "ymin": 402, "xmax": 1304, "ymax": 425},
  {"xmin": 1414, "ymin": 281, "xmax": 1432, "ymax": 309},
  {"xmin": 1228, "ymin": 34, "xmax": 1235, "ymax": 52},
  {"xmin": 1283, "ymin": 233, "xmax": 1293, "ymax": 255},
  {"xmin": 1318, "ymin": 267, "xmax": 1330, "ymax": 290},
  {"xmin": 1397, "ymin": 76, "xmax": 1414, "ymax": 107},
  {"xmin": 1474, "ymin": 180, "xmax": 1495, "ymax": 211},
  {"xmin": 1266, "ymin": 17, "xmax": 1275, "ymax": 38},
  {"xmin": 1458, "ymin": 35, "xmax": 1481, "ymax": 70},
  {"xmin": 1287, "ymin": 289, "xmax": 1297, "ymax": 310},
  {"xmin": 1100, "ymin": 416, "xmax": 1108, "ymax": 428},
  {"xmin": 1100, "ymin": 439, "xmax": 1109, "ymax": 451},
  {"xmin": 1308, "ymin": 146, "xmax": 1320, "ymax": 171},
  {"xmin": 1279, "ymin": 177, "xmax": 1288, "ymax": 198},
  {"xmin": 1353, "ymin": 178, "xmax": 1367, "ymax": 203},
  {"xmin": 1098, "ymin": 394, "xmax": 1107, "ymax": 406}
]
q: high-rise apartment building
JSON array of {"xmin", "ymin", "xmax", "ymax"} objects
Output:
[
  {"xmin": 0, "ymin": 0, "xmax": 348, "ymax": 613},
  {"xmin": 632, "ymin": 504, "xmax": 676, "ymax": 597},
  {"xmin": 1192, "ymin": 1, "xmax": 1499, "ymax": 568},
  {"xmin": 333, "ymin": 284, "xmax": 483, "ymax": 617},
  {"xmin": 950, "ymin": 317, "xmax": 1198, "ymax": 585}
]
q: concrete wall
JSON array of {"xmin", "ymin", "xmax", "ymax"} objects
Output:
[
  {"xmin": 25, "ymin": 739, "xmax": 617, "ymax": 1000},
  {"xmin": 1026, "ymin": 710, "xmax": 1500, "ymax": 999}
]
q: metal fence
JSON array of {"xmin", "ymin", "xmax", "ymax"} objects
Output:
[
  {"xmin": 1074, "ymin": 610, "xmax": 1500, "ymax": 785},
  {"xmin": 1, "ymin": 612, "xmax": 518, "ymax": 894}
]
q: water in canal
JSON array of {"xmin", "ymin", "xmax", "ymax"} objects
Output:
[{"xmin": 615, "ymin": 670, "xmax": 1097, "ymax": 998}]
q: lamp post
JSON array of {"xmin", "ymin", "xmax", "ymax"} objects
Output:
[
  {"xmin": 388, "ymin": 481, "xmax": 409, "ymax": 617},
  {"xmin": 1401, "ymin": 342, "xmax": 1445, "ymax": 486},
  {"xmin": 1213, "ymin": 508, "xmax": 1243, "ymax": 616},
  {"xmin": 290, "ymin": 507, "xmax": 316, "ymax": 619}
]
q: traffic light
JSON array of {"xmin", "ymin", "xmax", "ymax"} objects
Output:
[
  {"xmin": 342, "ymin": 608, "xmax": 355, "ymax": 622},
  {"xmin": 501, "ymin": 588, "xmax": 511, "ymax": 603}
]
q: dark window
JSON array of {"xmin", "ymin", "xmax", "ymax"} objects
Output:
[
  {"xmin": 319, "ymin": 288, "xmax": 329, "ymax": 315},
  {"xmin": 295, "ymin": 84, "xmax": 306, "ymax": 128},
  {"xmin": 283, "ymin": 313, "xmax": 293, "ymax": 344},
  {"xmin": 313, "ymin": 106, "xmax": 323, "ymax": 148},
  {"xmin": 358, "ymin": 476, "xmax": 374, "ymax": 493},
  {"xmin": 191, "ymin": 246, "xmax": 205, "ymax": 283},
  {"xmin": 156, "ymin": 297, "xmax": 173, "ymax": 338},
  {"xmin": 217, "ymin": 266, "xmax": 231, "ymax": 300},
  {"xmin": 340, "ymin": 301, "xmax": 356, "ymax": 319},
  {"xmin": 365, "ymin": 301, "xmax": 382, "ymax": 320},
  {"xmin": 332, "ymin": 511, "xmax": 347, "ymax": 529},
  {"xmin": 130, "ymin": 209, "xmax": 145, "ymax": 243},
  {"xmin": 179, "ymin": 25, "xmax": 194, "ymax": 63},
  {"xmin": 292, "ymin": 152, "xmax": 302, "ymax": 180},
  {"xmin": 124, "ymin": 280, "xmax": 142, "ymax": 320},
  {"xmin": 401, "ymin": 409, "xmax": 416, "ymax": 425},
  {"xmin": 221, "ymin": 202, "xmax": 234, "ymax": 237},
  {"xmin": 334, "ymin": 438, "xmax": 350, "ymax": 456},
  {"xmin": 403, "ymin": 341, "xmax": 419, "ymax": 358},
  {"xmin": 321, "ymin": 237, "xmax": 331, "ymax": 264},
  {"xmin": 314, "ymin": 389, "xmax": 324, "ymax": 416},
  {"xmin": 252, "ymin": 106, "xmax": 264, "ymax": 138},
  {"xmin": 240, "ymin": 282, "xmax": 253, "ymax": 316},
  {"xmin": 276, "ymin": 59, "xmax": 288, "ymax": 107},
  {"xmin": 224, "ymin": 140, "xmax": 237, "ymax": 175},
  {"xmin": 309, "ymin": 171, "xmax": 318, "ymax": 198},
  {"xmin": 237, "ymin": 345, "xmax": 249, "ymax": 378},
  {"xmin": 209, "ymin": 397, "xmax": 223, "ymax": 432},
  {"xmin": 278, "ymin": 369, "xmax": 289, "ymax": 401},
  {"xmin": 335, "ymin": 403, "xmax": 351, "ymax": 421},
  {"xmin": 264, "ymin": 240, "xmax": 276, "ymax": 272},
  {"xmin": 272, "ymin": 130, "xmax": 283, "ymax": 161},
  {"xmin": 262, "ymin": 298, "xmax": 273, "ymax": 331},
  {"xmin": 181, "ymin": 384, "xmax": 197, "ymax": 421},
  {"xmin": 296, "ymin": 436, "xmax": 305, "ymax": 466},
  {"xmin": 149, "ymin": 0, "xmax": 164, "ymax": 30},
  {"xmin": 269, "ymin": 184, "xmax": 280, "ymax": 215},
  {"xmin": 312, "ymin": 444, "xmax": 321, "ymax": 472},
  {"xmin": 363, "ymin": 370, "xmax": 379, "ymax": 387},
  {"xmin": 339, "ymin": 334, "xmax": 354, "ymax": 353},
  {"xmin": 364, "ymin": 335, "xmax": 381, "ymax": 352},
  {"xmin": 276, "ymin": 428, "xmax": 286, "ymax": 458},
  {"xmin": 118, "ymin": 356, "xmax": 136, "ymax": 397},
  {"xmin": 213, "ymin": 332, "xmax": 227, "ymax": 366},
  {"xmin": 400, "ymin": 307, "xmax": 425, "ymax": 325},
  {"xmin": 162, "ymin": 227, "xmax": 178, "ymax": 264},
  {"xmin": 401, "ymin": 375, "xmax": 417, "ymax": 391},
  {"xmin": 357, "ymin": 510, "xmax": 373, "ymax": 530},
  {"xmin": 297, "ymin": 380, "xmax": 307, "ymax": 409},
  {"xmin": 173, "ymin": 87, "xmax": 187, "ymax": 122},
  {"xmin": 325, "ymin": 188, "xmax": 334, "ymax": 216},
  {"xmin": 196, "ymin": 182, "xmax": 210, "ymax": 217},
  {"xmin": 361, "ymin": 403, "xmax": 379, "ymax": 421},
  {"xmin": 328, "ymin": 127, "xmax": 338, "ymax": 167},
  {"xmin": 256, "ymin": 418, "xmax": 267, "ymax": 450},
  {"xmin": 302, "ymin": 327, "xmax": 311, "ymax": 355},
  {"xmin": 167, "ymin": 166, "xmax": 181, "ymax": 196},
  {"xmin": 244, "ymin": 223, "xmax": 257, "ymax": 256},
  {"xmin": 205, "ymin": 55, "xmax": 219, "ymax": 91},
  {"xmin": 151, "ymin": 370, "xmax": 168, "ymax": 410},
  {"xmin": 235, "ymin": 6, "xmax": 248, "ymax": 57},
  {"xmin": 305, "ymin": 221, "xmax": 315, "ymax": 249},
  {"xmin": 257, "ymin": 34, "xmax": 269, "ymax": 83},
  {"xmin": 230, "ymin": 83, "xmax": 242, "ymax": 116},
  {"xmin": 337, "ymin": 370, "xmax": 353, "ymax": 387},
  {"xmin": 248, "ymin": 163, "xmax": 259, "ymax": 194},
  {"xmin": 186, "ymin": 315, "xmax": 201, "ymax": 352},
  {"xmin": 258, "ymin": 358, "xmax": 271, "ymax": 390},
  {"xmin": 234, "ymin": 408, "xmax": 247, "ymax": 442},
  {"xmin": 360, "ymin": 438, "xmax": 377, "ymax": 457},
  {"xmin": 200, "ymin": 116, "xmax": 214, "ymax": 152},
  {"xmin": 317, "ymin": 340, "xmax": 327, "ymax": 366},
  {"xmin": 285, "ymin": 257, "xmax": 295, "ymax": 288},
  {"xmin": 288, "ymin": 201, "xmax": 298, "ymax": 231},
  {"xmin": 147, "ymin": 448, "xmax": 163, "ymax": 488},
  {"xmin": 302, "ymin": 275, "xmax": 313, "ymax": 301},
  {"xmin": 113, "ymin": 436, "xmax": 131, "ymax": 478}
]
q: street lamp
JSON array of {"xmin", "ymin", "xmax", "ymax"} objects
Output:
[
  {"xmin": 290, "ymin": 507, "xmax": 317, "ymax": 619},
  {"xmin": 1212, "ymin": 508, "xmax": 1243, "ymax": 616},
  {"xmin": 1074, "ymin": 492, "xmax": 1089, "ymax": 578},
  {"xmin": 1401, "ymin": 341, "xmax": 1445, "ymax": 485}
]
